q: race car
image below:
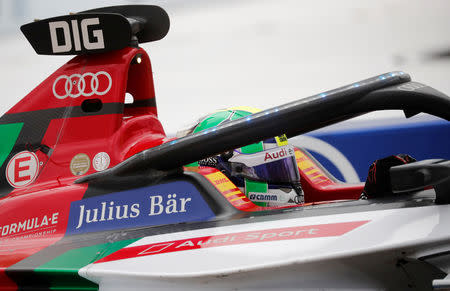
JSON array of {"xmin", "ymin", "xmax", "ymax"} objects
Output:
[{"xmin": 0, "ymin": 5, "xmax": 449, "ymax": 291}]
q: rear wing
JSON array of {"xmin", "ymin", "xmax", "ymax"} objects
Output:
[{"xmin": 21, "ymin": 5, "xmax": 169, "ymax": 55}]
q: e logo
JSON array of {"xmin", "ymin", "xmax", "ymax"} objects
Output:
[{"xmin": 6, "ymin": 151, "xmax": 40, "ymax": 188}]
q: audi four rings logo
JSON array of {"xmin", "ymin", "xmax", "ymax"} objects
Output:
[{"xmin": 52, "ymin": 71, "xmax": 112, "ymax": 99}]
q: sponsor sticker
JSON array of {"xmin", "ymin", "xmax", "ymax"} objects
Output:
[
  {"xmin": 95, "ymin": 220, "xmax": 369, "ymax": 264},
  {"xmin": 263, "ymin": 145, "xmax": 295, "ymax": 163},
  {"xmin": 6, "ymin": 151, "xmax": 40, "ymax": 188},
  {"xmin": 93, "ymin": 152, "xmax": 110, "ymax": 172},
  {"xmin": 0, "ymin": 212, "xmax": 59, "ymax": 241},
  {"xmin": 53, "ymin": 71, "xmax": 112, "ymax": 99},
  {"xmin": 275, "ymin": 134, "xmax": 289, "ymax": 146},
  {"xmin": 49, "ymin": 17, "xmax": 105, "ymax": 54},
  {"xmin": 66, "ymin": 181, "xmax": 215, "ymax": 235},
  {"xmin": 204, "ymin": 172, "xmax": 251, "ymax": 208},
  {"xmin": 229, "ymin": 145, "xmax": 295, "ymax": 167},
  {"xmin": 70, "ymin": 153, "xmax": 90, "ymax": 176},
  {"xmin": 294, "ymin": 149, "xmax": 333, "ymax": 186},
  {"xmin": 249, "ymin": 192, "xmax": 281, "ymax": 202}
]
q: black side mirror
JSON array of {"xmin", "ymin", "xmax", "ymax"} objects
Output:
[{"xmin": 390, "ymin": 159, "xmax": 450, "ymax": 204}]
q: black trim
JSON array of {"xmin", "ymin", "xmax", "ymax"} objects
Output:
[
  {"xmin": 79, "ymin": 5, "xmax": 170, "ymax": 44},
  {"xmin": 124, "ymin": 98, "xmax": 157, "ymax": 108},
  {"xmin": 0, "ymin": 103, "xmax": 123, "ymax": 124},
  {"xmin": 419, "ymin": 250, "xmax": 450, "ymax": 261},
  {"xmin": 81, "ymin": 71, "xmax": 450, "ymax": 183}
]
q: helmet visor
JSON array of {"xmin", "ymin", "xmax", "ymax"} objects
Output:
[{"xmin": 229, "ymin": 145, "xmax": 300, "ymax": 184}]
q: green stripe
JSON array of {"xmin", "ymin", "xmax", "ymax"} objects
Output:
[
  {"xmin": 34, "ymin": 238, "xmax": 139, "ymax": 290},
  {"xmin": 0, "ymin": 123, "xmax": 23, "ymax": 167},
  {"xmin": 241, "ymin": 139, "xmax": 268, "ymax": 206}
]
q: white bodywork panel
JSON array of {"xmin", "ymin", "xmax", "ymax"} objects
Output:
[{"xmin": 79, "ymin": 205, "xmax": 450, "ymax": 290}]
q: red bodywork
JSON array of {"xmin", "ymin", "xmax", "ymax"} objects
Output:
[
  {"xmin": 0, "ymin": 47, "xmax": 169, "ymax": 288},
  {"xmin": 0, "ymin": 47, "xmax": 363, "ymax": 289}
]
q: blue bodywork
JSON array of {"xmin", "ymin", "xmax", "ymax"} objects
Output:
[{"xmin": 306, "ymin": 116, "xmax": 449, "ymax": 182}]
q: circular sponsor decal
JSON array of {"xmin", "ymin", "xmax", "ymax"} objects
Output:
[
  {"xmin": 93, "ymin": 152, "xmax": 110, "ymax": 172},
  {"xmin": 6, "ymin": 151, "xmax": 40, "ymax": 188},
  {"xmin": 70, "ymin": 153, "xmax": 91, "ymax": 176}
]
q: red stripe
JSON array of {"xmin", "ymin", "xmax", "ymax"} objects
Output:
[
  {"xmin": 222, "ymin": 188, "xmax": 241, "ymax": 195},
  {"xmin": 302, "ymin": 167, "xmax": 315, "ymax": 172},
  {"xmin": 96, "ymin": 220, "xmax": 369, "ymax": 264},
  {"xmin": 308, "ymin": 172, "xmax": 321, "ymax": 177}
]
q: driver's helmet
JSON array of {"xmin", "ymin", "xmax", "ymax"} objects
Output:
[{"xmin": 178, "ymin": 107, "xmax": 304, "ymax": 207}]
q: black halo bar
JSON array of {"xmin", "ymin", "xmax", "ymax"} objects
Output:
[{"xmin": 77, "ymin": 71, "xmax": 450, "ymax": 183}]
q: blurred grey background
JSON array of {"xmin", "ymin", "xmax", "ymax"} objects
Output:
[{"xmin": 1, "ymin": 0, "xmax": 450, "ymax": 133}]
